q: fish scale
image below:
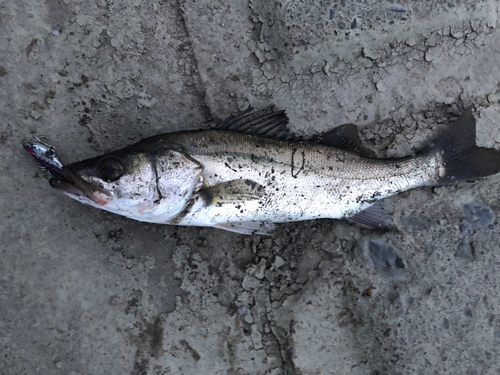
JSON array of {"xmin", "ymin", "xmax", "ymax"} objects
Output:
[{"xmin": 172, "ymin": 130, "xmax": 441, "ymax": 229}]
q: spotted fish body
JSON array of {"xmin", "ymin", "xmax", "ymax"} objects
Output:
[
  {"xmin": 168, "ymin": 130, "xmax": 439, "ymax": 232},
  {"xmin": 24, "ymin": 108, "xmax": 500, "ymax": 235}
]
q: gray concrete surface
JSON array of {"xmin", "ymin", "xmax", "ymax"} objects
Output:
[{"xmin": 2, "ymin": 0, "xmax": 500, "ymax": 374}]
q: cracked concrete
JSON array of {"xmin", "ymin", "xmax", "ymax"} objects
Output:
[{"xmin": 3, "ymin": 0, "xmax": 500, "ymax": 374}]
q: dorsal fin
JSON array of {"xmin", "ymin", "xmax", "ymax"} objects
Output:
[
  {"xmin": 214, "ymin": 107, "xmax": 295, "ymax": 140},
  {"xmin": 315, "ymin": 124, "xmax": 376, "ymax": 157},
  {"xmin": 214, "ymin": 108, "xmax": 375, "ymax": 156}
]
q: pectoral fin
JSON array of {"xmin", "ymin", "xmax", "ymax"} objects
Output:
[
  {"xmin": 214, "ymin": 221, "xmax": 276, "ymax": 235},
  {"xmin": 199, "ymin": 179, "xmax": 265, "ymax": 206}
]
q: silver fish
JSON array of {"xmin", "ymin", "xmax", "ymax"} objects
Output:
[{"xmin": 24, "ymin": 108, "xmax": 500, "ymax": 235}]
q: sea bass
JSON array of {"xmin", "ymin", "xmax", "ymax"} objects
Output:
[{"xmin": 24, "ymin": 108, "xmax": 500, "ymax": 235}]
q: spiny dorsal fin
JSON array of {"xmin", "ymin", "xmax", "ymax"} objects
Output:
[
  {"xmin": 198, "ymin": 179, "xmax": 265, "ymax": 206},
  {"xmin": 215, "ymin": 108, "xmax": 376, "ymax": 156},
  {"xmin": 315, "ymin": 124, "xmax": 376, "ymax": 157},
  {"xmin": 214, "ymin": 107, "xmax": 295, "ymax": 140}
]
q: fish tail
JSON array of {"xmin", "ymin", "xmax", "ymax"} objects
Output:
[{"xmin": 420, "ymin": 109, "xmax": 500, "ymax": 184}]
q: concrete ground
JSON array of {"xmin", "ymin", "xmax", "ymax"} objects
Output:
[{"xmin": 2, "ymin": 0, "xmax": 500, "ymax": 374}]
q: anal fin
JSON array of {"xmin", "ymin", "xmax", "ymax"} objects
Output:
[
  {"xmin": 214, "ymin": 221, "xmax": 276, "ymax": 235},
  {"xmin": 345, "ymin": 199, "xmax": 394, "ymax": 230}
]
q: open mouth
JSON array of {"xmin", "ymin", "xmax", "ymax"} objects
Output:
[
  {"xmin": 49, "ymin": 167, "xmax": 112, "ymax": 206},
  {"xmin": 49, "ymin": 167, "xmax": 92, "ymax": 198}
]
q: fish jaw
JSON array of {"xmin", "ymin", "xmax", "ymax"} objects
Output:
[
  {"xmin": 49, "ymin": 167, "xmax": 114, "ymax": 207},
  {"xmin": 50, "ymin": 164, "xmax": 204, "ymax": 224},
  {"xmin": 49, "ymin": 173, "xmax": 165, "ymax": 222}
]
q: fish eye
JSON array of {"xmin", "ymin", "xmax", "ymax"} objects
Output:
[{"xmin": 98, "ymin": 157, "xmax": 123, "ymax": 181}]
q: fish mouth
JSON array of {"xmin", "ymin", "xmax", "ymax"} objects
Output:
[{"xmin": 49, "ymin": 167, "xmax": 112, "ymax": 206}]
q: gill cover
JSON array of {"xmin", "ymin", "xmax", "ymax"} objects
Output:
[{"xmin": 152, "ymin": 149, "xmax": 204, "ymax": 222}]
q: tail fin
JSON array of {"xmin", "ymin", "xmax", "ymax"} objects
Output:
[{"xmin": 419, "ymin": 109, "xmax": 500, "ymax": 184}]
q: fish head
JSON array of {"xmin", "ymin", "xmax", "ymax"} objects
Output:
[{"xmin": 50, "ymin": 143, "xmax": 204, "ymax": 222}]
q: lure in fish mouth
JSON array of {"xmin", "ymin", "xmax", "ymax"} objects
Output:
[
  {"xmin": 23, "ymin": 140, "xmax": 112, "ymax": 206},
  {"xmin": 23, "ymin": 107, "xmax": 500, "ymax": 235}
]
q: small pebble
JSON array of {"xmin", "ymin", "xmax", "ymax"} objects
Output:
[
  {"xmin": 274, "ymin": 256, "xmax": 285, "ymax": 269},
  {"xmin": 52, "ymin": 25, "xmax": 62, "ymax": 36}
]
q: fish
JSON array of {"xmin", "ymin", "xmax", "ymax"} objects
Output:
[{"xmin": 23, "ymin": 107, "xmax": 500, "ymax": 235}]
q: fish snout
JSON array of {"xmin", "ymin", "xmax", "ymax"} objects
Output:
[{"xmin": 49, "ymin": 167, "xmax": 112, "ymax": 206}]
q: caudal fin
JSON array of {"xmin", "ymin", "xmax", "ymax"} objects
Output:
[{"xmin": 420, "ymin": 109, "xmax": 500, "ymax": 184}]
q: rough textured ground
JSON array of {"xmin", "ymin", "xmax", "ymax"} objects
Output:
[{"xmin": 2, "ymin": 0, "xmax": 500, "ymax": 374}]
